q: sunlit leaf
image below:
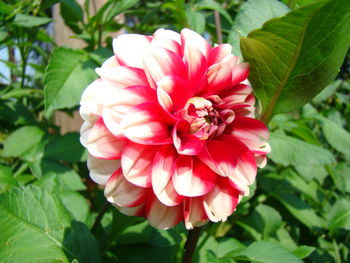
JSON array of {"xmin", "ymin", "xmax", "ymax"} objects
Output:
[
  {"xmin": 44, "ymin": 47, "xmax": 97, "ymax": 117},
  {"xmin": 241, "ymin": 0, "xmax": 350, "ymax": 122},
  {"xmin": 0, "ymin": 186, "xmax": 101, "ymax": 263}
]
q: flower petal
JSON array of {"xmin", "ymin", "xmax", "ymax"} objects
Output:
[
  {"xmin": 207, "ymin": 44, "xmax": 235, "ymax": 67},
  {"xmin": 184, "ymin": 197, "xmax": 208, "ymax": 229},
  {"xmin": 156, "ymin": 75, "xmax": 192, "ymax": 113},
  {"xmin": 80, "ymin": 79, "xmax": 105, "ymax": 121},
  {"xmin": 204, "ymin": 62, "xmax": 233, "ymax": 95},
  {"xmin": 121, "ymin": 142, "xmax": 158, "ymax": 188},
  {"xmin": 172, "ymin": 156, "xmax": 216, "ymax": 197},
  {"xmin": 181, "ymin": 28, "xmax": 211, "ymax": 58},
  {"xmin": 146, "ymin": 194, "xmax": 183, "ymax": 229},
  {"xmin": 117, "ymin": 203, "xmax": 146, "ymax": 217},
  {"xmin": 80, "ymin": 117, "xmax": 125, "ymax": 159},
  {"xmin": 228, "ymin": 116, "xmax": 270, "ymax": 154},
  {"xmin": 219, "ymin": 84, "xmax": 253, "ymax": 109},
  {"xmin": 95, "ymin": 66, "xmax": 149, "ymax": 88},
  {"xmin": 120, "ymin": 103, "xmax": 173, "ymax": 145},
  {"xmin": 223, "ymin": 136, "xmax": 257, "ymax": 194},
  {"xmin": 87, "ymin": 154, "xmax": 120, "ymax": 185},
  {"xmin": 183, "ymin": 44, "xmax": 207, "ymax": 91},
  {"xmin": 172, "ymin": 121, "xmax": 204, "ymax": 156},
  {"xmin": 100, "ymin": 55, "xmax": 119, "ymax": 68},
  {"xmin": 152, "ymin": 29, "xmax": 181, "ymax": 54},
  {"xmin": 232, "ymin": 62, "xmax": 249, "ymax": 86},
  {"xmin": 105, "ymin": 168, "xmax": 147, "ymax": 207},
  {"xmin": 199, "ymin": 139, "xmax": 237, "ymax": 178},
  {"xmin": 203, "ymin": 177, "xmax": 240, "ymax": 222},
  {"xmin": 143, "ymin": 47, "xmax": 187, "ymax": 88},
  {"xmin": 154, "ymin": 28, "xmax": 181, "ymax": 44},
  {"xmin": 102, "ymin": 85, "xmax": 157, "ymax": 137},
  {"xmin": 152, "ymin": 145, "xmax": 184, "ymax": 206},
  {"xmin": 113, "ymin": 34, "xmax": 152, "ymax": 68}
]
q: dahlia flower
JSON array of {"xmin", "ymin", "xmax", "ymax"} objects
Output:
[{"xmin": 80, "ymin": 28, "xmax": 270, "ymax": 229}]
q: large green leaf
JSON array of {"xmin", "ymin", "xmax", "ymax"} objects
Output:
[
  {"xmin": 318, "ymin": 117, "xmax": 350, "ymax": 156},
  {"xmin": 44, "ymin": 47, "xmax": 97, "ymax": 117},
  {"xmin": 3, "ymin": 126, "xmax": 45, "ymax": 158},
  {"xmin": 34, "ymin": 158, "xmax": 86, "ymax": 191},
  {"xmin": 237, "ymin": 241, "xmax": 303, "ymax": 263},
  {"xmin": 273, "ymin": 192, "xmax": 325, "ymax": 229},
  {"xmin": 186, "ymin": 9, "xmax": 205, "ymax": 34},
  {"xmin": 241, "ymin": 0, "xmax": 350, "ymax": 122},
  {"xmin": 229, "ymin": 0, "xmax": 289, "ymax": 57},
  {"xmin": 44, "ymin": 132, "xmax": 86, "ymax": 163},
  {"xmin": 269, "ymin": 133, "xmax": 335, "ymax": 166},
  {"xmin": 237, "ymin": 204, "xmax": 282, "ymax": 240},
  {"xmin": 0, "ymin": 186, "xmax": 101, "ymax": 263}
]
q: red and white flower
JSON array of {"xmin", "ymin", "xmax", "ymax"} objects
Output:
[{"xmin": 80, "ymin": 28, "xmax": 270, "ymax": 229}]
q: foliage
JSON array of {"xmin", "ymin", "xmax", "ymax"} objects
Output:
[{"xmin": 0, "ymin": 0, "xmax": 349, "ymax": 262}]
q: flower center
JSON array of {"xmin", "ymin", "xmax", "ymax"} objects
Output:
[{"xmin": 184, "ymin": 96, "xmax": 235, "ymax": 140}]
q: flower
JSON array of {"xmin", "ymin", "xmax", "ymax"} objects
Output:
[{"xmin": 80, "ymin": 28, "xmax": 270, "ymax": 229}]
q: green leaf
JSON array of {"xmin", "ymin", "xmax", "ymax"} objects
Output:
[
  {"xmin": 0, "ymin": 28, "xmax": 8, "ymax": 42},
  {"xmin": 44, "ymin": 132, "xmax": 86, "ymax": 163},
  {"xmin": 312, "ymin": 79, "xmax": 342, "ymax": 103},
  {"xmin": 237, "ymin": 241, "xmax": 303, "ymax": 263},
  {"xmin": 293, "ymin": 246, "xmax": 315, "ymax": 259},
  {"xmin": 186, "ymin": 9, "xmax": 206, "ymax": 34},
  {"xmin": 34, "ymin": 159, "xmax": 86, "ymax": 191},
  {"xmin": 318, "ymin": 117, "xmax": 350, "ymax": 156},
  {"xmin": 0, "ymin": 164, "xmax": 17, "ymax": 193},
  {"xmin": 281, "ymin": 0, "xmax": 319, "ymax": 8},
  {"xmin": 241, "ymin": 0, "xmax": 350, "ymax": 122},
  {"xmin": 59, "ymin": 0, "xmax": 83, "ymax": 33},
  {"xmin": 272, "ymin": 192, "xmax": 325, "ymax": 228},
  {"xmin": 117, "ymin": 220, "xmax": 182, "ymax": 247},
  {"xmin": 238, "ymin": 204, "xmax": 283, "ymax": 240},
  {"xmin": 328, "ymin": 163, "xmax": 350, "ymax": 193},
  {"xmin": 294, "ymin": 165, "xmax": 328, "ymax": 183},
  {"xmin": 44, "ymin": 47, "xmax": 97, "ymax": 117},
  {"xmin": 13, "ymin": 14, "xmax": 52, "ymax": 27},
  {"xmin": 290, "ymin": 124, "xmax": 320, "ymax": 145},
  {"xmin": 229, "ymin": 0, "xmax": 289, "ymax": 56},
  {"xmin": 327, "ymin": 198, "xmax": 350, "ymax": 230},
  {"xmin": 3, "ymin": 126, "xmax": 45, "ymax": 158},
  {"xmin": 0, "ymin": 186, "xmax": 101, "ymax": 263},
  {"xmin": 60, "ymin": 191, "xmax": 92, "ymax": 226},
  {"xmin": 103, "ymin": 0, "xmax": 140, "ymax": 23},
  {"xmin": 269, "ymin": 133, "xmax": 335, "ymax": 166},
  {"xmin": 197, "ymin": 0, "xmax": 233, "ymax": 24}
]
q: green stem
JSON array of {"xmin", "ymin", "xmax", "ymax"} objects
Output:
[
  {"xmin": 332, "ymin": 239, "xmax": 341, "ymax": 263},
  {"xmin": 182, "ymin": 227, "xmax": 202, "ymax": 263},
  {"xmin": 91, "ymin": 202, "xmax": 110, "ymax": 234},
  {"xmin": 214, "ymin": 10, "xmax": 223, "ymax": 44}
]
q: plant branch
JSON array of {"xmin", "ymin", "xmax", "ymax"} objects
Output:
[
  {"xmin": 182, "ymin": 227, "xmax": 202, "ymax": 263},
  {"xmin": 91, "ymin": 202, "xmax": 110, "ymax": 234},
  {"xmin": 8, "ymin": 46, "xmax": 17, "ymax": 83},
  {"xmin": 214, "ymin": 10, "xmax": 223, "ymax": 44}
]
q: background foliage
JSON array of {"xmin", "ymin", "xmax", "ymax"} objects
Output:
[{"xmin": 0, "ymin": 0, "xmax": 349, "ymax": 262}]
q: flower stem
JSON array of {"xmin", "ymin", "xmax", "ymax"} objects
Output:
[
  {"xmin": 91, "ymin": 202, "xmax": 110, "ymax": 234},
  {"xmin": 214, "ymin": 10, "xmax": 223, "ymax": 44},
  {"xmin": 182, "ymin": 227, "xmax": 202, "ymax": 263}
]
